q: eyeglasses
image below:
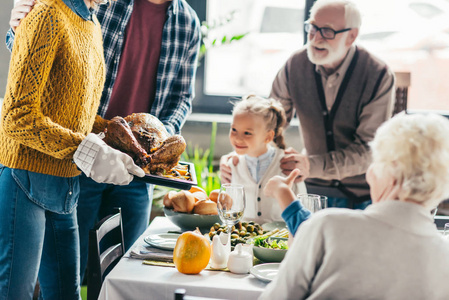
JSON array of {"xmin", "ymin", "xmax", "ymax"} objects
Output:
[{"xmin": 304, "ymin": 22, "xmax": 351, "ymax": 40}]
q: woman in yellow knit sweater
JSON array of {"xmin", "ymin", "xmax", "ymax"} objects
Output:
[{"xmin": 0, "ymin": 0, "xmax": 144, "ymax": 298}]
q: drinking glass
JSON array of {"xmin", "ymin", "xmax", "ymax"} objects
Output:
[
  {"xmin": 318, "ymin": 195, "xmax": 328, "ymax": 210},
  {"xmin": 217, "ymin": 184, "xmax": 245, "ymax": 234},
  {"xmin": 444, "ymin": 223, "xmax": 449, "ymax": 239},
  {"xmin": 431, "ymin": 207, "xmax": 438, "ymax": 218},
  {"xmin": 298, "ymin": 194, "xmax": 323, "ymax": 213}
]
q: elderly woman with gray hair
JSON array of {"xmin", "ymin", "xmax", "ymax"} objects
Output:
[{"xmin": 260, "ymin": 113, "xmax": 449, "ymax": 300}]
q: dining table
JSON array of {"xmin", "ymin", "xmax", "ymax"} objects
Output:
[{"xmin": 98, "ymin": 216, "xmax": 269, "ymax": 300}]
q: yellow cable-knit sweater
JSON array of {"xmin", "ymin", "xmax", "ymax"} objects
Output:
[{"xmin": 0, "ymin": 0, "xmax": 107, "ymax": 177}]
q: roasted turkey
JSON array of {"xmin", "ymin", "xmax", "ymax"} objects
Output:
[{"xmin": 103, "ymin": 113, "xmax": 186, "ymax": 175}]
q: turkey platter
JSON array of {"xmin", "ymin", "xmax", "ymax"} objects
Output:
[{"xmin": 103, "ymin": 113, "xmax": 187, "ymax": 175}]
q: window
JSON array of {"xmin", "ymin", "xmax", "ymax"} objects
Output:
[
  {"xmin": 410, "ymin": 3, "xmax": 443, "ymax": 19},
  {"xmin": 191, "ymin": 0, "xmax": 304, "ymax": 113},
  {"xmin": 356, "ymin": 0, "xmax": 449, "ymax": 111},
  {"xmin": 191, "ymin": 0, "xmax": 449, "ymax": 113},
  {"xmin": 260, "ymin": 7, "xmax": 303, "ymax": 34},
  {"xmin": 204, "ymin": 1, "xmax": 303, "ymax": 96}
]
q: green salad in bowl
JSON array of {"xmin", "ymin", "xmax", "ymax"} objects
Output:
[
  {"xmin": 249, "ymin": 236, "xmax": 289, "ymax": 262},
  {"xmin": 252, "ymin": 235, "xmax": 289, "ymax": 250}
]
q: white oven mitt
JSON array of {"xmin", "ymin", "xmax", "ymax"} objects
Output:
[{"xmin": 73, "ymin": 133, "xmax": 145, "ymax": 185}]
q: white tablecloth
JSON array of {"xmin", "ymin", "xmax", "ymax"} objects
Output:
[{"xmin": 98, "ymin": 217, "xmax": 267, "ymax": 300}]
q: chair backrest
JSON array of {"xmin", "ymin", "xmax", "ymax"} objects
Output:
[
  {"xmin": 434, "ymin": 215, "xmax": 449, "ymax": 230},
  {"xmin": 393, "ymin": 71, "xmax": 411, "ymax": 116},
  {"xmin": 87, "ymin": 208, "xmax": 125, "ymax": 300}
]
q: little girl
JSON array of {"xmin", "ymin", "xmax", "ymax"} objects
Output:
[{"xmin": 226, "ymin": 95, "xmax": 307, "ymax": 224}]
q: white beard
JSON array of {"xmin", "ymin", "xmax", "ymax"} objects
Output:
[{"xmin": 306, "ymin": 37, "xmax": 349, "ymax": 67}]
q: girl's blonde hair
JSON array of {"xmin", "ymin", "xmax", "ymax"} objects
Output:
[{"xmin": 232, "ymin": 95, "xmax": 287, "ymax": 149}]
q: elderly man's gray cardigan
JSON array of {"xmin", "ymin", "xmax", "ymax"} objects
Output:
[{"xmin": 271, "ymin": 46, "xmax": 395, "ymax": 202}]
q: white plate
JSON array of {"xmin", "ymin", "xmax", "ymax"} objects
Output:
[
  {"xmin": 143, "ymin": 233, "xmax": 180, "ymax": 251},
  {"xmin": 262, "ymin": 221, "xmax": 287, "ymax": 232},
  {"xmin": 250, "ymin": 263, "xmax": 281, "ymax": 282}
]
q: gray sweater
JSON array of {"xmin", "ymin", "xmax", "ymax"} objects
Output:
[
  {"xmin": 260, "ymin": 200, "xmax": 449, "ymax": 300},
  {"xmin": 271, "ymin": 46, "xmax": 395, "ymax": 200}
]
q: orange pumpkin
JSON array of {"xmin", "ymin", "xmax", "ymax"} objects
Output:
[{"xmin": 173, "ymin": 228, "xmax": 211, "ymax": 274}]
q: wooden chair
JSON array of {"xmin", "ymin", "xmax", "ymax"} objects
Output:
[
  {"xmin": 434, "ymin": 215, "xmax": 449, "ymax": 230},
  {"xmin": 393, "ymin": 71, "xmax": 411, "ymax": 115},
  {"xmin": 87, "ymin": 208, "xmax": 125, "ymax": 300}
]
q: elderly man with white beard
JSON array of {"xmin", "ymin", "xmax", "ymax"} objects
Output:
[{"xmin": 267, "ymin": 0, "xmax": 395, "ymax": 213}]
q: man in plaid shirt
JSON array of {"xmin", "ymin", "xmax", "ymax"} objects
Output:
[{"xmin": 7, "ymin": 0, "xmax": 201, "ymax": 282}]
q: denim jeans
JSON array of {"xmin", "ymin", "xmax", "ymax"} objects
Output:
[
  {"xmin": 77, "ymin": 173, "xmax": 153, "ymax": 282},
  {"xmin": 327, "ymin": 197, "xmax": 372, "ymax": 209},
  {"xmin": 0, "ymin": 165, "xmax": 80, "ymax": 300}
]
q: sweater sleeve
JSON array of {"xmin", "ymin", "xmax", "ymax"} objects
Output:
[
  {"xmin": 270, "ymin": 60, "xmax": 295, "ymax": 125},
  {"xmin": 157, "ymin": 14, "xmax": 201, "ymax": 135},
  {"xmin": 259, "ymin": 214, "xmax": 325, "ymax": 300},
  {"xmin": 1, "ymin": 7, "xmax": 85, "ymax": 159},
  {"xmin": 91, "ymin": 115, "xmax": 109, "ymax": 134},
  {"xmin": 281, "ymin": 200, "xmax": 311, "ymax": 236}
]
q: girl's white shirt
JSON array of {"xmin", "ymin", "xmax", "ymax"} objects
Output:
[
  {"xmin": 244, "ymin": 146, "xmax": 276, "ymax": 183},
  {"xmin": 229, "ymin": 147, "xmax": 307, "ymax": 224}
]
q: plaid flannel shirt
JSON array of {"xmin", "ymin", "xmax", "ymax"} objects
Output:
[{"xmin": 6, "ymin": 0, "xmax": 201, "ymax": 135}]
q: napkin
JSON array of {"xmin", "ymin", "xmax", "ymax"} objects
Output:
[
  {"xmin": 130, "ymin": 245, "xmax": 174, "ymax": 262},
  {"xmin": 142, "ymin": 260, "xmax": 230, "ymax": 272}
]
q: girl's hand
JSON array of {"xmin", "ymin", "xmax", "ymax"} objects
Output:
[
  {"xmin": 10, "ymin": 0, "xmax": 35, "ymax": 32},
  {"xmin": 264, "ymin": 169, "xmax": 300, "ymax": 210},
  {"xmin": 219, "ymin": 153, "xmax": 239, "ymax": 184}
]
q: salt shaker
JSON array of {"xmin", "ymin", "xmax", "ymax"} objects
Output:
[
  {"xmin": 227, "ymin": 243, "xmax": 253, "ymax": 274},
  {"xmin": 210, "ymin": 233, "xmax": 231, "ymax": 269}
]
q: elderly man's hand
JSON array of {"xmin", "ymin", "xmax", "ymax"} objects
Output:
[
  {"xmin": 280, "ymin": 147, "xmax": 310, "ymax": 182},
  {"xmin": 10, "ymin": 0, "xmax": 35, "ymax": 32},
  {"xmin": 219, "ymin": 153, "xmax": 239, "ymax": 184},
  {"xmin": 264, "ymin": 169, "xmax": 300, "ymax": 211}
]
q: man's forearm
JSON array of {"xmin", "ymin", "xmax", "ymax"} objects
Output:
[{"xmin": 308, "ymin": 143, "xmax": 371, "ymax": 180}]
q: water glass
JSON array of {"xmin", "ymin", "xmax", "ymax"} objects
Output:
[
  {"xmin": 318, "ymin": 195, "xmax": 328, "ymax": 209},
  {"xmin": 298, "ymin": 194, "xmax": 322, "ymax": 213},
  {"xmin": 431, "ymin": 207, "xmax": 438, "ymax": 218},
  {"xmin": 217, "ymin": 184, "xmax": 245, "ymax": 232}
]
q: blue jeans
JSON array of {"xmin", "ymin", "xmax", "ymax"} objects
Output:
[
  {"xmin": 327, "ymin": 197, "xmax": 372, "ymax": 209},
  {"xmin": 0, "ymin": 165, "xmax": 80, "ymax": 300},
  {"xmin": 77, "ymin": 173, "xmax": 153, "ymax": 282}
]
